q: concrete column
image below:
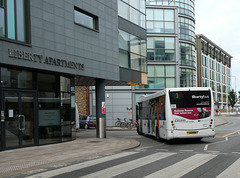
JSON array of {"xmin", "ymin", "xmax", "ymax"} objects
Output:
[{"xmin": 95, "ymin": 79, "xmax": 106, "ymax": 138}]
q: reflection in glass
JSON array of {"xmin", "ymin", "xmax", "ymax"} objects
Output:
[
  {"xmin": 148, "ymin": 65, "xmax": 154, "ymax": 77},
  {"xmin": 118, "ymin": 29, "xmax": 146, "ymax": 72},
  {"xmin": 7, "ymin": 0, "xmax": 15, "ymax": 39},
  {"xmin": 140, "ymin": 0, "xmax": 146, "ymax": 13},
  {"xmin": 119, "ymin": 30, "xmax": 129, "ymax": 51},
  {"xmin": 74, "ymin": 10, "xmax": 94, "ymax": 29},
  {"xmin": 60, "ymin": 76, "xmax": 70, "ymax": 92},
  {"xmin": 118, "ymin": 0, "xmax": 129, "ymax": 19},
  {"xmin": 154, "ymin": 9, "xmax": 163, "ymax": 20},
  {"xmin": 131, "ymin": 53, "xmax": 141, "ymax": 71},
  {"xmin": 155, "ymin": 38, "xmax": 164, "ymax": 48},
  {"xmin": 155, "ymin": 66, "xmax": 164, "ymax": 77},
  {"xmin": 0, "ymin": 7, "xmax": 5, "ymax": 37},
  {"xmin": 156, "ymin": 78, "xmax": 165, "ymax": 88},
  {"xmin": 1, "ymin": 68, "xmax": 34, "ymax": 89},
  {"xmin": 147, "ymin": 50, "xmax": 154, "ymax": 61},
  {"xmin": 166, "ymin": 78, "xmax": 175, "ymax": 88},
  {"xmin": 38, "ymin": 92, "xmax": 60, "ymax": 109},
  {"xmin": 147, "ymin": 78, "xmax": 155, "ymax": 89},
  {"xmin": 119, "ymin": 50, "xmax": 129, "ymax": 68},
  {"xmin": 165, "ymin": 22, "xmax": 174, "ymax": 33},
  {"xmin": 21, "ymin": 93, "xmax": 34, "ymax": 145},
  {"xmin": 61, "ymin": 90, "xmax": 72, "ymax": 142},
  {"xmin": 130, "ymin": 7, "xmax": 140, "ymax": 27},
  {"xmin": 165, "ymin": 38, "xmax": 175, "ymax": 49},
  {"xmin": 130, "ymin": 35, "xmax": 140, "ymax": 54},
  {"xmin": 129, "ymin": 0, "xmax": 140, "ymax": 9},
  {"xmin": 16, "ymin": 0, "xmax": 26, "ymax": 42},
  {"xmin": 118, "ymin": 0, "xmax": 146, "ymax": 28},
  {"xmin": 164, "ymin": 9, "xmax": 174, "ymax": 21},
  {"xmin": 166, "ymin": 66, "xmax": 175, "ymax": 77},
  {"xmin": 38, "ymin": 73, "xmax": 58, "ymax": 91},
  {"xmin": 5, "ymin": 92, "xmax": 19, "ymax": 148}
]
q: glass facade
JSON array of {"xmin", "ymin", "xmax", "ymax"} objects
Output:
[
  {"xmin": 119, "ymin": 29, "xmax": 147, "ymax": 72},
  {"xmin": 180, "ymin": 42, "xmax": 195, "ymax": 66},
  {"xmin": 178, "ymin": 17, "xmax": 195, "ymax": 43},
  {"xmin": 0, "ymin": 67, "xmax": 74, "ymax": 148},
  {"xmin": 0, "ymin": 0, "xmax": 29, "ymax": 42},
  {"xmin": 144, "ymin": 65, "xmax": 176, "ymax": 89},
  {"xmin": 146, "ymin": 0, "xmax": 172, "ymax": 6},
  {"xmin": 118, "ymin": 0, "xmax": 146, "ymax": 29},
  {"xmin": 177, "ymin": 0, "xmax": 196, "ymax": 87},
  {"xmin": 146, "ymin": 0, "xmax": 195, "ymax": 18},
  {"xmin": 180, "ymin": 68, "xmax": 196, "ymax": 87},
  {"xmin": 146, "ymin": 8, "xmax": 175, "ymax": 33},
  {"xmin": 145, "ymin": 0, "xmax": 196, "ymax": 89},
  {"xmin": 147, "ymin": 37, "xmax": 175, "ymax": 61},
  {"xmin": 143, "ymin": 5, "xmax": 177, "ymax": 90}
]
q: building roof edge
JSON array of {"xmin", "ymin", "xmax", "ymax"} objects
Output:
[{"xmin": 196, "ymin": 34, "xmax": 233, "ymax": 58}]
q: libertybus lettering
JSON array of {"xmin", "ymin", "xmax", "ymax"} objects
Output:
[{"xmin": 192, "ymin": 95, "xmax": 210, "ymax": 99}]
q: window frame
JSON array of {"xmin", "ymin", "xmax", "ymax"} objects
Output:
[
  {"xmin": 74, "ymin": 6, "xmax": 99, "ymax": 32},
  {"xmin": 0, "ymin": 0, "xmax": 31, "ymax": 45}
]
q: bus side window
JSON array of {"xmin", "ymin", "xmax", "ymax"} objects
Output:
[{"xmin": 159, "ymin": 95, "xmax": 166, "ymax": 120}]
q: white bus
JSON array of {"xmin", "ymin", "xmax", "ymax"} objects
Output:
[{"xmin": 136, "ymin": 87, "xmax": 215, "ymax": 141}]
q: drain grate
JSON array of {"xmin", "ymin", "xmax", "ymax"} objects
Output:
[{"xmin": 87, "ymin": 141, "xmax": 102, "ymax": 143}]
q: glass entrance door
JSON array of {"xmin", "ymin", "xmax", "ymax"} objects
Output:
[{"xmin": 3, "ymin": 90, "xmax": 36, "ymax": 149}]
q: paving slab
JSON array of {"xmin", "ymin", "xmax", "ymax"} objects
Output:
[{"xmin": 0, "ymin": 137, "xmax": 139, "ymax": 178}]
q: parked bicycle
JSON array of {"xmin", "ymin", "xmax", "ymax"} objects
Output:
[
  {"xmin": 127, "ymin": 119, "xmax": 138, "ymax": 129},
  {"xmin": 115, "ymin": 118, "xmax": 122, "ymax": 127},
  {"xmin": 120, "ymin": 118, "xmax": 129, "ymax": 129}
]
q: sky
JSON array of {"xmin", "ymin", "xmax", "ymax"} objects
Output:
[{"xmin": 195, "ymin": 0, "xmax": 240, "ymax": 93}]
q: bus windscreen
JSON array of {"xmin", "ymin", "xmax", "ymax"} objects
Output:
[{"xmin": 169, "ymin": 91, "xmax": 211, "ymax": 120}]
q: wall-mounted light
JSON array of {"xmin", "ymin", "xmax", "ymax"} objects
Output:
[{"xmin": 1, "ymin": 81, "xmax": 8, "ymax": 85}]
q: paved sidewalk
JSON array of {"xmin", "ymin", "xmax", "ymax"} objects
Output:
[
  {"xmin": 214, "ymin": 115, "xmax": 230, "ymax": 126},
  {"xmin": 0, "ymin": 116, "xmax": 228, "ymax": 178},
  {"xmin": 0, "ymin": 136, "xmax": 139, "ymax": 178}
]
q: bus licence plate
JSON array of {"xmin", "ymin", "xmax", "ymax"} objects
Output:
[{"xmin": 187, "ymin": 131, "xmax": 198, "ymax": 135}]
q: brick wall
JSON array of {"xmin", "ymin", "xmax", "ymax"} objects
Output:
[{"xmin": 75, "ymin": 86, "xmax": 89, "ymax": 116}]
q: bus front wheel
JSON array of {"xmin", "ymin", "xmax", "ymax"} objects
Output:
[
  {"xmin": 137, "ymin": 126, "xmax": 144, "ymax": 135},
  {"xmin": 156, "ymin": 128, "xmax": 161, "ymax": 142}
]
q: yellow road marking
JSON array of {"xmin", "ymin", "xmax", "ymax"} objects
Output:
[{"xmin": 222, "ymin": 129, "xmax": 240, "ymax": 138}]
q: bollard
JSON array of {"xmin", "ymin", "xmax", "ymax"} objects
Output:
[{"xmin": 96, "ymin": 117, "xmax": 106, "ymax": 138}]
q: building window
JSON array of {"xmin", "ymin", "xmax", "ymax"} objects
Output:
[
  {"xmin": 118, "ymin": 30, "xmax": 147, "ymax": 72},
  {"xmin": 180, "ymin": 68, "xmax": 196, "ymax": 87},
  {"xmin": 74, "ymin": 7, "xmax": 98, "ymax": 31},
  {"xmin": 178, "ymin": 16, "xmax": 195, "ymax": 43},
  {"xmin": 143, "ymin": 65, "xmax": 176, "ymax": 89},
  {"xmin": 180, "ymin": 43, "xmax": 195, "ymax": 66},
  {"xmin": 147, "ymin": 37, "xmax": 175, "ymax": 61},
  {"xmin": 0, "ymin": 0, "xmax": 30, "ymax": 43},
  {"xmin": 118, "ymin": 0, "xmax": 146, "ymax": 28},
  {"xmin": 211, "ymin": 81, "xmax": 216, "ymax": 91},
  {"xmin": 146, "ymin": 8, "xmax": 175, "ymax": 33}
]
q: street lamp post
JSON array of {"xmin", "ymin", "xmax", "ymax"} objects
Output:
[{"xmin": 231, "ymin": 75, "xmax": 236, "ymax": 92}]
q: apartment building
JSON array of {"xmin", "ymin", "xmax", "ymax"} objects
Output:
[{"xmin": 196, "ymin": 34, "xmax": 232, "ymax": 110}]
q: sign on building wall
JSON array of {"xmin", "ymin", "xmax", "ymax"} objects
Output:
[{"xmin": 102, "ymin": 102, "xmax": 106, "ymax": 114}]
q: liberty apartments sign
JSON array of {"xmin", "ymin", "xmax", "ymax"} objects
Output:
[{"xmin": 8, "ymin": 48, "xmax": 84, "ymax": 71}]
